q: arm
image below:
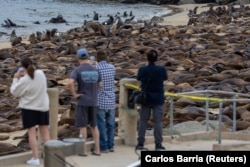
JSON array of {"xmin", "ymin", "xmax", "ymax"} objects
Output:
[
  {"xmin": 67, "ymin": 78, "xmax": 82, "ymax": 99},
  {"xmin": 98, "ymin": 81, "xmax": 102, "ymax": 88},
  {"xmin": 136, "ymin": 68, "xmax": 142, "ymax": 81},
  {"xmin": 10, "ymin": 73, "xmax": 28, "ymax": 97},
  {"xmin": 163, "ymin": 68, "xmax": 168, "ymax": 81}
]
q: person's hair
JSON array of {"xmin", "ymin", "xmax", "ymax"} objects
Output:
[
  {"xmin": 147, "ymin": 49, "xmax": 158, "ymax": 63},
  {"xmin": 21, "ymin": 57, "xmax": 35, "ymax": 79}
]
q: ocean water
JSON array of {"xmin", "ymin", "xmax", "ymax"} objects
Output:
[{"xmin": 0, "ymin": 0, "xmax": 171, "ymax": 41}]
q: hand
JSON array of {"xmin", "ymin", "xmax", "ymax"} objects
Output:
[
  {"xmin": 14, "ymin": 72, "xmax": 21, "ymax": 79},
  {"xmin": 73, "ymin": 93, "xmax": 83, "ymax": 99}
]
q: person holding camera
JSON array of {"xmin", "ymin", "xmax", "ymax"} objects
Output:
[
  {"xmin": 67, "ymin": 48, "xmax": 102, "ymax": 156},
  {"xmin": 10, "ymin": 57, "xmax": 50, "ymax": 166},
  {"xmin": 135, "ymin": 49, "xmax": 168, "ymax": 151}
]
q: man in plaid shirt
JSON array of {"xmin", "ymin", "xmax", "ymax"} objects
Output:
[{"xmin": 96, "ymin": 50, "xmax": 116, "ymax": 152}]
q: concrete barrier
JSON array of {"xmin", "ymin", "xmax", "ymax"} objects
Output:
[
  {"xmin": 44, "ymin": 140, "xmax": 73, "ymax": 167},
  {"xmin": 118, "ymin": 78, "xmax": 139, "ymax": 146}
]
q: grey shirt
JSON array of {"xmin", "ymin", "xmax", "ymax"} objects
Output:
[{"xmin": 70, "ymin": 63, "xmax": 101, "ymax": 106}]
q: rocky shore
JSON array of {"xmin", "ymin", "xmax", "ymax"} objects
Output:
[{"xmin": 1, "ymin": 3, "xmax": 250, "ymax": 156}]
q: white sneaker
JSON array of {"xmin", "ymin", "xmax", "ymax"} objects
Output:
[{"xmin": 26, "ymin": 157, "xmax": 40, "ymax": 166}]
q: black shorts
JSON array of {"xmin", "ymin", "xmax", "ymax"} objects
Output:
[
  {"xmin": 21, "ymin": 109, "xmax": 49, "ymax": 129},
  {"xmin": 75, "ymin": 106, "xmax": 97, "ymax": 128}
]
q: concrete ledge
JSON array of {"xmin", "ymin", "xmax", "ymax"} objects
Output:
[
  {"xmin": 213, "ymin": 143, "xmax": 250, "ymax": 150},
  {"xmin": 0, "ymin": 151, "xmax": 33, "ymax": 166},
  {"xmin": 2, "ymin": 132, "xmax": 250, "ymax": 166},
  {"xmin": 143, "ymin": 131, "xmax": 250, "ymax": 150},
  {"xmin": 0, "ymin": 136, "xmax": 124, "ymax": 166}
]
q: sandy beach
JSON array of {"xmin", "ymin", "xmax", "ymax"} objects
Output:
[
  {"xmin": 163, "ymin": 4, "xmax": 210, "ymax": 26},
  {"xmin": 0, "ymin": 4, "xmax": 207, "ymax": 50}
]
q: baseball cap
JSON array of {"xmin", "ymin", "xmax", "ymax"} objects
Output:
[{"xmin": 77, "ymin": 48, "xmax": 89, "ymax": 59}]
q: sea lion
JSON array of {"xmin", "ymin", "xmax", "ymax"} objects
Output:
[
  {"xmin": 236, "ymin": 104, "xmax": 250, "ymax": 122},
  {"xmin": 84, "ymin": 21, "xmax": 107, "ymax": 36},
  {"xmin": 11, "ymin": 36, "xmax": 22, "ymax": 46},
  {"xmin": 28, "ymin": 33, "xmax": 36, "ymax": 44},
  {"xmin": 0, "ymin": 135, "xmax": 9, "ymax": 141},
  {"xmin": 0, "ymin": 123, "xmax": 16, "ymax": 132},
  {"xmin": 0, "ymin": 143, "xmax": 22, "ymax": 155},
  {"xmin": 102, "ymin": 15, "xmax": 114, "ymax": 25},
  {"xmin": 9, "ymin": 30, "xmax": 17, "ymax": 43},
  {"xmin": 49, "ymin": 14, "xmax": 67, "ymax": 23},
  {"xmin": 93, "ymin": 11, "xmax": 99, "ymax": 21},
  {"xmin": 224, "ymin": 120, "xmax": 250, "ymax": 130}
]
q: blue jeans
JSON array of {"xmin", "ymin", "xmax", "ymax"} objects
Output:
[{"xmin": 97, "ymin": 108, "xmax": 115, "ymax": 150}]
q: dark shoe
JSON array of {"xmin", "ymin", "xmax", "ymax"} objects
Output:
[
  {"xmin": 100, "ymin": 149, "xmax": 109, "ymax": 153},
  {"xmin": 135, "ymin": 144, "xmax": 145, "ymax": 150},
  {"xmin": 91, "ymin": 152, "xmax": 101, "ymax": 156},
  {"xmin": 109, "ymin": 148, "xmax": 114, "ymax": 152},
  {"xmin": 155, "ymin": 144, "xmax": 165, "ymax": 151},
  {"xmin": 78, "ymin": 153, "xmax": 87, "ymax": 157}
]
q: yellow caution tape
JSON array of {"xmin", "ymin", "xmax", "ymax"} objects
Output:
[{"xmin": 123, "ymin": 83, "xmax": 222, "ymax": 102}]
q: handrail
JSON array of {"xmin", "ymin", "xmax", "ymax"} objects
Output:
[
  {"xmin": 123, "ymin": 83, "xmax": 250, "ymax": 102},
  {"xmin": 123, "ymin": 82, "xmax": 250, "ymax": 144}
]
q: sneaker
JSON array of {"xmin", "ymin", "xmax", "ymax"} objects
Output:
[
  {"xmin": 26, "ymin": 157, "xmax": 40, "ymax": 166},
  {"xmin": 155, "ymin": 144, "xmax": 166, "ymax": 151},
  {"xmin": 109, "ymin": 148, "xmax": 114, "ymax": 152}
]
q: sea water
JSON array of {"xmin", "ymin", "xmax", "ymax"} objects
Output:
[{"xmin": 0, "ymin": 0, "xmax": 171, "ymax": 41}]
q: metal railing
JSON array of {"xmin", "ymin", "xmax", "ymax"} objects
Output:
[
  {"xmin": 168, "ymin": 90, "xmax": 250, "ymax": 144},
  {"xmin": 123, "ymin": 83, "xmax": 250, "ymax": 144}
]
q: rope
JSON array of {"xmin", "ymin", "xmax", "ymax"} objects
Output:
[{"xmin": 123, "ymin": 83, "xmax": 222, "ymax": 102}]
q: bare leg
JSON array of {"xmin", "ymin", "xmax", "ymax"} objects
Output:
[
  {"xmin": 80, "ymin": 127, "xmax": 87, "ymax": 155},
  {"xmin": 38, "ymin": 125, "xmax": 50, "ymax": 143},
  {"xmin": 91, "ymin": 126, "xmax": 100, "ymax": 154},
  {"xmin": 28, "ymin": 126, "xmax": 39, "ymax": 159}
]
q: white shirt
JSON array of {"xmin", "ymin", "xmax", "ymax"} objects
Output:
[{"xmin": 10, "ymin": 69, "xmax": 49, "ymax": 111}]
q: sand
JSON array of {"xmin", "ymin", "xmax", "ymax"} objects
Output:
[
  {"xmin": 0, "ymin": 4, "xmax": 210, "ymax": 50},
  {"xmin": 163, "ymin": 4, "xmax": 210, "ymax": 26}
]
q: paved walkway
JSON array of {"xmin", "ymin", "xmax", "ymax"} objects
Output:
[{"xmin": 6, "ymin": 139, "xmax": 248, "ymax": 167}]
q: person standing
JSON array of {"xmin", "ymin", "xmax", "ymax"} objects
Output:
[
  {"xmin": 67, "ymin": 48, "xmax": 101, "ymax": 156},
  {"xmin": 95, "ymin": 50, "xmax": 116, "ymax": 153},
  {"xmin": 135, "ymin": 49, "xmax": 168, "ymax": 151},
  {"xmin": 10, "ymin": 57, "xmax": 50, "ymax": 166}
]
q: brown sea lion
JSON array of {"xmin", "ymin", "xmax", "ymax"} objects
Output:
[
  {"xmin": 0, "ymin": 142, "xmax": 22, "ymax": 155},
  {"xmin": 236, "ymin": 104, "xmax": 250, "ymax": 122},
  {"xmin": 0, "ymin": 135, "xmax": 9, "ymax": 141},
  {"xmin": 0, "ymin": 123, "xmax": 16, "ymax": 132},
  {"xmin": 224, "ymin": 120, "xmax": 250, "ymax": 130}
]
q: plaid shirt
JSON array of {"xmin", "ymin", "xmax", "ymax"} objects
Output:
[{"xmin": 96, "ymin": 61, "xmax": 116, "ymax": 109}]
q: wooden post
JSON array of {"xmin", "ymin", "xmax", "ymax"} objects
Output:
[{"xmin": 47, "ymin": 88, "xmax": 59, "ymax": 139}]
